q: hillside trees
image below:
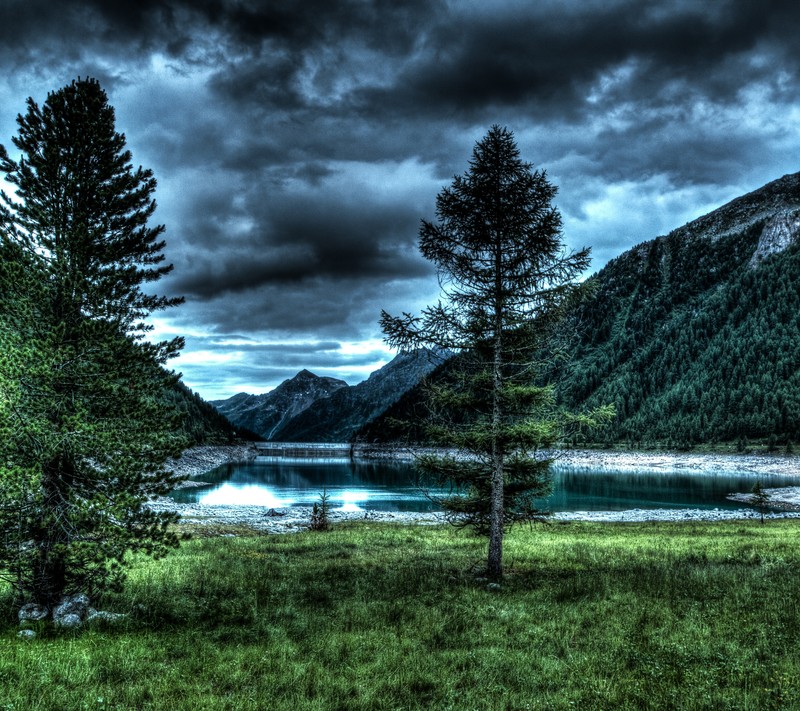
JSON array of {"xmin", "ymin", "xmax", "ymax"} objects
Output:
[
  {"xmin": 0, "ymin": 78, "xmax": 187, "ymax": 609},
  {"xmin": 557, "ymin": 218, "xmax": 800, "ymax": 449},
  {"xmin": 381, "ymin": 126, "xmax": 612, "ymax": 579}
]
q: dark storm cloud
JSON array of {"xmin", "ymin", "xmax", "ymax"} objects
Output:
[
  {"xmin": 349, "ymin": 0, "xmax": 800, "ymax": 121},
  {"xmin": 172, "ymin": 271, "xmax": 438, "ymax": 339},
  {"xmin": 3, "ymin": 0, "xmax": 800, "ymax": 397},
  {"xmin": 193, "ymin": 338, "xmax": 342, "ymax": 354},
  {"xmin": 0, "ymin": 0, "xmax": 438, "ymax": 69},
  {"xmin": 171, "ymin": 191, "xmax": 431, "ymax": 299},
  {"xmin": 4, "ymin": 0, "xmax": 799, "ymax": 117}
]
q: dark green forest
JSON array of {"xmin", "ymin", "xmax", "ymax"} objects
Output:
[
  {"xmin": 169, "ymin": 381, "xmax": 261, "ymax": 445},
  {"xmin": 359, "ymin": 175, "xmax": 800, "ymax": 450},
  {"xmin": 558, "ymin": 223, "xmax": 800, "ymax": 449}
]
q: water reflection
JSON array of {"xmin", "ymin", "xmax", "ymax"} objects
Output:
[
  {"xmin": 170, "ymin": 457, "xmax": 438, "ymax": 512},
  {"xmin": 547, "ymin": 467, "xmax": 796, "ymax": 511},
  {"xmin": 200, "ymin": 484, "xmax": 289, "ymax": 508},
  {"xmin": 168, "ymin": 458, "xmax": 798, "ymax": 513},
  {"xmin": 339, "ymin": 490, "xmax": 365, "ymax": 512}
]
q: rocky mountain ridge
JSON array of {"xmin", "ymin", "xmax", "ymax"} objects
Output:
[
  {"xmin": 212, "ymin": 369, "xmax": 347, "ymax": 440},
  {"xmin": 213, "ymin": 349, "xmax": 441, "ymax": 442},
  {"xmin": 674, "ymin": 172, "xmax": 800, "ymax": 244},
  {"xmin": 749, "ymin": 210, "xmax": 800, "ymax": 266}
]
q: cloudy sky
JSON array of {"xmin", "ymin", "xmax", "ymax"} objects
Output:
[{"xmin": 1, "ymin": 0, "xmax": 799, "ymax": 400}]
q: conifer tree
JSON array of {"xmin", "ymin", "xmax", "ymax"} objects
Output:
[
  {"xmin": 381, "ymin": 126, "xmax": 611, "ymax": 579},
  {"xmin": 0, "ymin": 78, "xmax": 187, "ymax": 609}
]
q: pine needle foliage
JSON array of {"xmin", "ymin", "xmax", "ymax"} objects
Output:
[
  {"xmin": 0, "ymin": 78, "xmax": 187, "ymax": 608},
  {"xmin": 381, "ymin": 126, "xmax": 612, "ymax": 578}
]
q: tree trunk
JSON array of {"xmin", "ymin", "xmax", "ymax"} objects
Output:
[
  {"xmin": 487, "ymin": 246, "xmax": 504, "ymax": 580},
  {"xmin": 487, "ymin": 448, "xmax": 504, "ymax": 579},
  {"xmin": 33, "ymin": 545, "xmax": 67, "ymax": 609},
  {"xmin": 32, "ymin": 456, "xmax": 71, "ymax": 607}
]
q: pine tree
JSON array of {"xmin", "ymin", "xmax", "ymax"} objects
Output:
[
  {"xmin": 0, "ymin": 78, "xmax": 187, "ymax": 609},
  {"xmin": 381, "ymin": 126, "xmax": 612, "ymax": 579}
]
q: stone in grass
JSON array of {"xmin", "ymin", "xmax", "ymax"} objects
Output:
[
  {"xmin": 53, "ymin": 595, "xmax": 127, "ymax": 628},
  {"xmin": 17, "ymin": 593, "xmax": 126, "ymax": 631},
  {"xmin": 86, "ymin": 610, "xmax": 127, "ymax": 625},
  {"xmin": 17, "ymin": 629, "xmax": 37, "ymax": 640},
  {"xmin": 55, "ymin": 613, "xmax": 83, "ymax": 629},
  {"xmin": 53, "ymin": 593, "xmax": 91, "ymax": 628},
  {"xmin": 18, "ymin": 603, "xmax": 49, "ymax": 624}
]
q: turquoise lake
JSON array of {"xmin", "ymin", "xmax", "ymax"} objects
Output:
[{"xmin": 168, "ymin": 457, "xmax": 798, "ymax": 513}]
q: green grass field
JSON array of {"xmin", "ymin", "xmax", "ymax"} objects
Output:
[{"xmin": 2, "ymin": 519, "xmax": 800, "ymax": 710}]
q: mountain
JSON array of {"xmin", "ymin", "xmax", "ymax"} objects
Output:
[
  {"xmin": 556, "ymin": 172, "xmax": 800, "ymax": 448},
  {"xmin": 357, "ymin": 172, "xmax": 800, "ymax": 450},
  {"xmin": 212, "ymin": 369, "xmax": 348, "ymax": 440},
  {"xmin": 273, "ymin": 349, "xmax": 441, "ymax": 442},
  {"xmin": 166, "ymin": 380, "xmax": 262, "ymax": 445}
]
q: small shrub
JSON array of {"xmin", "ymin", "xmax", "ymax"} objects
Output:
[
  {"xmin": 309, "ymin": 489, "xmax": 331, "ymax": 532},
  {"xmin": 751, "ymin": 480, "xmax": 771, "ymax": 524}
]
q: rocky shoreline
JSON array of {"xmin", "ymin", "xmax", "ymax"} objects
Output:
[
  {"xmin": 550, "ymin": 448, "xmax": 800, "ymax": 478},
  {"xmin": 150, "ymin": 445, "xmax": 800, "ymax": 532},
  {"xmin": 167, "ymin": 443, "xmax": 258, "ymax": 483}
]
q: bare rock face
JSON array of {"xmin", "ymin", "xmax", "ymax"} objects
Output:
[
  {"xmin": 750, "ymin": 210, "xmax": 800, "ymax": 266},
  {"xmin": 677, "ymin": 172, "xmax": 800, "ymax": 243}
]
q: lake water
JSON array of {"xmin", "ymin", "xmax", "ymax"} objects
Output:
[{"xmin": 169, "ymin": 457, "xmax": 799, "ymax": 513}]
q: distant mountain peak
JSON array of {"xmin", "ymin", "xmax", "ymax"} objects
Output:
[
  {"xmin": 213, "ymin": 369, "xmax": 347, "ymax": 440},
  {"xmin": 212, "ymin": 348, "xmax": 440, "ymax": 442}
]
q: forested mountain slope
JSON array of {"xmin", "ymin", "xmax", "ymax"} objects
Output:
[
  {"xmin": 557, "ymin": 173, "xmax": 800, "ymax": 448},
  {"xmin": 168, "ymin": 381, "xmax": 262, "ymax": 445},
  {"xmin": 358, "ymin": 173, "xmax": 800, "ymax": 449}
]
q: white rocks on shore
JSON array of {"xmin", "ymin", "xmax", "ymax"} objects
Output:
[
  {"xmin": 147, "ymin": 498, "xmax": 800, "ymax": 531},
  {"xmin": 553, "ymin": 508, "xmax": 800, "ymax": 523},
  {"xmin": 549, "ymin": 449, "xmax": 800, "ymax": 478},
  {"xmin": 146, "ymin": 498, "xmax": 445, "ymax": 533}
]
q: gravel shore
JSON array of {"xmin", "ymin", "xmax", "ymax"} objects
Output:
[
  {"xmin": 167, "ymin": 443, "xmax": 258, "ymax": 482},
  {"xmin": 550, "ymin": 449, "xmax": 800, "ymax": 478},
  {"xmin": 150, "ymin": 445, "xmax": 800, "ymax": 532}
]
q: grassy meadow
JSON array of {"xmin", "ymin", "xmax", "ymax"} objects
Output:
[{"xmin": 2, "ymin": 519, "xmax": 800, "ymax": 710}]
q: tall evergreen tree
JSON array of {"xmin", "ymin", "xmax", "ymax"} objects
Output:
[
  {"xmin": 0, "ymin": 78, "xmax": 187, "ymax": 609},
  {"xmin": 381, "ymin": 126, "xmax": 611, "ymax": 579}
]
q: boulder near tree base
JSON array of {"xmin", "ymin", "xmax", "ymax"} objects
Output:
[
  {"xmin": 0, "ymin": 78, "xmax": 187, "ymax": 611},
  {"xmin": 381, "ymin": 126, "xmax": 612, "ymax": 579}
]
